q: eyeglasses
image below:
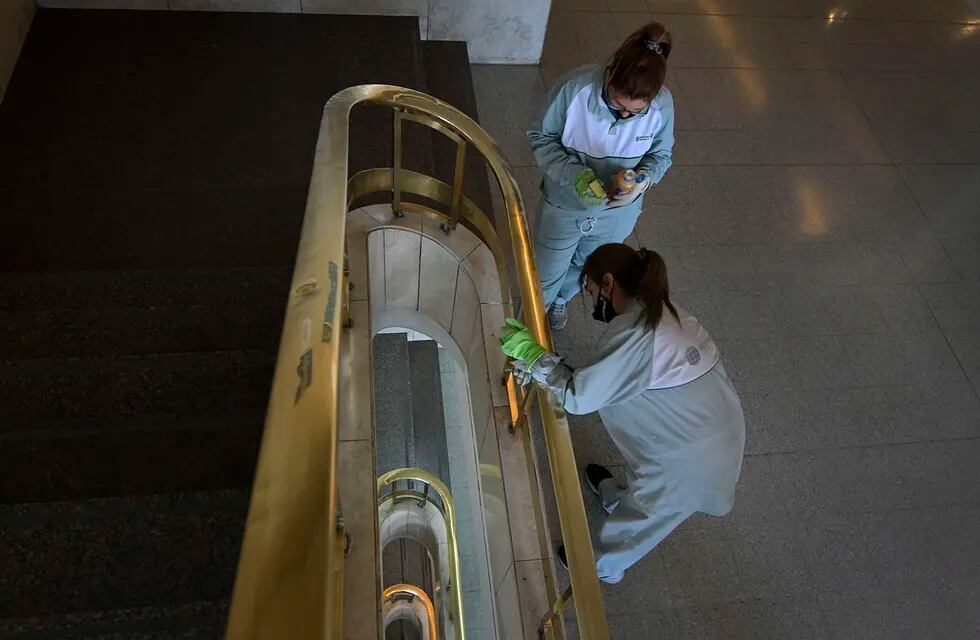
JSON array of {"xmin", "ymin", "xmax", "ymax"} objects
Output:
[
  {"xmin": 607, "ymin": 98, "xmax": 647, "ymax": 116},
  {"xmin": 605, "ymin": 84, "xmax": 649, "ymax": 116}
]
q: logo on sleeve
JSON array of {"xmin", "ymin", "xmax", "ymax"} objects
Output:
[
  {"xmin": 685, "ymin": 346, "xmax": 701, "ymax": 365},
  {"xmin": 635, "ymin": 134, "xmax": 654, "ymax": 142}
]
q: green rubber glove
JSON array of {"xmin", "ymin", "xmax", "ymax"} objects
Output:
[
  {"xmin": 574, "ymin": 169, "xmax": 606, "ymax": 206},
  {"xmin": 499, "ymin": 317, "xmax": 547, "ymax": 368}
]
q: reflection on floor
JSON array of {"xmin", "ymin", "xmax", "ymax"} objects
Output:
[{"xmin": 473, "ymin": 0, "xmax": 980, "ymax": 637}]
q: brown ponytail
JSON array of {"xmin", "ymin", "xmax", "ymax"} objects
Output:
[
  {"xmin": 580, "ymin": 243, "xmax": 679, "ymax": 329},
  {"xmin": 607, "ymin": 22, "xmax": 672, "ymax": 101}
]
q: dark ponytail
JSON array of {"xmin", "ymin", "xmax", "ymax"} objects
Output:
[
  {"xmin": 580, "ymin": 243, "xmax": 679, "ymax": 330},
  {"xmin": 607, "ymin": 22, "xmax": 672, "ymax": 101}
]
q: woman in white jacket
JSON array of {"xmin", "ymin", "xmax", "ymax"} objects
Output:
[{"xmin": 500, "ymin": 244, "xmax": 745, "ymax": 583}]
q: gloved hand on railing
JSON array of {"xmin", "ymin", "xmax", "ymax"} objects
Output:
[
  {"xmin": 574, "ymin": 169, "xmax": 607, "ymax": 207},
  {"xmin": 500, "ymin": 317, "xmax": 563, "ymax": 388},
  {"xmin": 509, "ymin": 352, "xmax": 564, "ymax": 387},
  {"xmin": 500, "ymin": 317, "xmax": 547, "ymax": 366}
]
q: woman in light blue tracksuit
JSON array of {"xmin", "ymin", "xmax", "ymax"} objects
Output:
[
  {"xmin": 501, "ymin": 244, "xmax": 745, "ymax": 584},
  {"xmin": 527, "ymin": 22, "xmax": 675, "ymax": 330}
]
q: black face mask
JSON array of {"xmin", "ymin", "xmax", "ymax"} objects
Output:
[{"xmin": 592, "ymin": 293, "xmax": 619, "ymax": 323}]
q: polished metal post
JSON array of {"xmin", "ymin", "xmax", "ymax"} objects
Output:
[
  {"xmin": 448, "ymin": 139, "xmax": 466, "ymax": 230},
  {"xmin": 392, "ymin": 108, "xmax": 404, "ymax": 217},
  {"xmin": 538, "ymin": 585, "xmax": 573, "ymax": 640}
]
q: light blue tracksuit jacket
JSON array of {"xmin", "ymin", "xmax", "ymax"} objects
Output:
[
  {"xmin": 527, "ymin": 65, "xmax": 675, "ymax": 306},
  {"xmin": 543, "ymin": 300, "xmax": 745, "ymax": 582}
]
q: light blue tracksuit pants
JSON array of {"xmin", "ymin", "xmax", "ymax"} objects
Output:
[
  {"xmin": 532, "ymin": 198, "xmax": 644, "ymax": 308},
  {"xmin": 595, "ymin": 477, "xmax": 692, "ymax": 582}
]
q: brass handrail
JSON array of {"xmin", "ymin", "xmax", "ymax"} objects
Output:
[
  {"xmin": 226, "ymin": 84, "xmax": 609, "ymax": 640},
  {"xmin": 379, "ymin": 468, "xmax": 464, "ymax": 639},
  {"xmin": 383, "ymin": 584, "xmax": 439, "ymax": 640}
]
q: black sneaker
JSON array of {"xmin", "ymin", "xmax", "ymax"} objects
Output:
[
  {"xmin": 558, "ymin": 544, "xmax": 624, "ymax": 584},
  {"xmin": 584, "ymin": 463, "xmax": 613, "ymax": 496}
]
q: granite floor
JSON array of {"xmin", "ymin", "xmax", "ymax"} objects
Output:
[{"xmin": 472, "ymin": 0, "xmax": 980, "ymax": 637}]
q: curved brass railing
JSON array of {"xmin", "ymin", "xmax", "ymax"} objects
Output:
[
  {"xmin": 226, "ymin": 85, "xmax": 609, "ymax": 640},
  {"xmin": 383, "ymin": 584, "xmax": 439, "ymax": 640},
  {"xmin": 379, "ymin": 468, "xmax": 463, "ymax": 639}
]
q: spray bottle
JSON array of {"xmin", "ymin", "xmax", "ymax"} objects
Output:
[{"xmin": 608, "ymin": 169, "xmax": 637, "ymax": 199}]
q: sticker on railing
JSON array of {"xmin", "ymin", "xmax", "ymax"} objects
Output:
[
  {"xmin": 294, "ymin": 278, "xmax": 319, "ymax": 296},
  {"xmin": 295, "ymin": 347, "xmax": 313, "ymax": 405},
  {"xmin": 322, "ymin": 261, "xmax": 339, "ymax": 343}
]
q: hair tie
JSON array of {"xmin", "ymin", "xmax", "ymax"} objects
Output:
[
  {"xmin": 637, "ymin": 247, "xmax": 651, "ymax": 264},
  {"xmin": 644, "ymin": 39, "xmax": 663, "ymax": 56}
]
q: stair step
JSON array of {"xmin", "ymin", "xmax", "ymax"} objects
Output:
[
  {"xmin": 0, "ymin": 303, "xmax": 284, "ymax": 359},
  {"xmin": 1, "ymin": 190, "xmax": 310, "ymax": 270},
  {"xmin": 0, "ymin": 10, "xmax": 433, "ymax": 271},
  {"xmin": 0, "ymin": 418, "xmax": 261, "ymax": 504},
  {"xmin": 0, "ymin": 5, "xmax": 484, "ymax": 632},
  {"xmin": 0, "ymin": 267, "xmax": 292, "ymax": 311},
  {"xmin": 0, "ymin": 350, "xmax": 274, "ymax": 428},
  {"xmin": 0, "ymin": 491, "xmax": 247, "ymax": 621},
  {"xmin": 0, "ymin": 600, "xmax": 227, "ymax": 639}
]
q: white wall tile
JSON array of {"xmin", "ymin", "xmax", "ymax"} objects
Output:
[
  {"xmin": 427, "ymin": 0, "xmax": 550, "ymax": 64},
  {"xmin": 383, "ymin": 228, "xmax": 421, "ymax": 310},
  {"xmin": 378, "ymin": 496, "xmax": 393, "ymax": 519},
  {"xmin": 301, "ymin": 0, "xmax": 426, "ymax": 15},
  {"xmin": 462, "ymin": 588, "xmax": 497, "ymax": 640},
  {"xmin": 339, "ymin": 300, "xmax": 372, "ymax": 442},
  {"xmin": 419, "ymin": 237, "xmax": 459, "ymax": 335},
  {"xmin": 338, "ymin": 440, "xmax": 379, "ymax": 640},
  {"xmin": 494, "ymin": 407, "xmax": 542, "ymax": 562},
  {"xmin": 363, "ymin": 202, "xmax": 422, "ymax": 232},
  {"xmin": 462, "ymin": 244, "xmax": 503, "ymax": 304},
  {"xmin": 515, "ymin": 560, "xmax": 551, "ymax": 640},
  {"xmin": 467, "ymin": 346, "xmax": 492, "ymax": 444},
  {"xmin": 492, "ymin": 563, "xmax": 525, "ymax": 639},
  {"xmin": 451, "ymin": 267, "xmax": 480, "ymax": 348},
  {"xmin": 346, "ymin": 208, "xmax": 379, "ymax": 303},
  {"xmin": 480, "ymin": 303, "xmax": 512, "ymax": 408},
  {"xmin": 455, "ymin": 515, "xmax": 493, "ymax": 621},
  {"xmin": 477, "ymin": 412, "xmax": 498, "ymax": 472},
  {"xmin": 422, "ymin": 216, "xmax": 483, "ymax": 262},
  {"xmin": 367, "ymin": 230, "xmax": 386, "ymax": 314},
  {"xmin": 479, "ymin": 411, "xmax": 517, "ymax": 594}
]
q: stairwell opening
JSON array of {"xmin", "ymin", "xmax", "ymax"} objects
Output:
[
  {"xmin": 353, "ymin": 200, "xmax": 533, "ymax": 639},
  {"xmin": 371, "ymin": 325, "xmax": 497, "ymax": 640}
]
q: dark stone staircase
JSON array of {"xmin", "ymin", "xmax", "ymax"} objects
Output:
[{"xmin": 0, "ymin": 8, "xmax": 488, "ymax": 638}]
